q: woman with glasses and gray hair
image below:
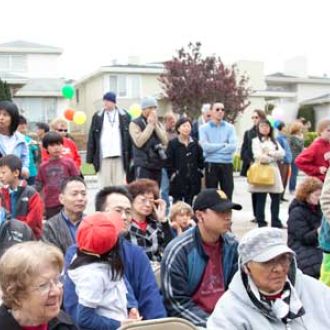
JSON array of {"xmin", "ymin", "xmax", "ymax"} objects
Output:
[
  {"xmin": 0, "ymin": 241, "xmax": 77, "ymax": 330},
  {"xmin": 207, "ymin": 227, "xmax": 330, "ymax": 329}
]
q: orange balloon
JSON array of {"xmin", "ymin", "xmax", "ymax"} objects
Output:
[{"xmin": 64, "ymin": 108, "xmax": 75, "ymax": 121}]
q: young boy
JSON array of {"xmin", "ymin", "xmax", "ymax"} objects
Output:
[
  {"xmin": 0, "ymin": 155, "xmax": 43, "ymax": 238},
  {"xmin": 169, "ymin": 201, "xmax": 195, "ymax": 236},
  {"xmin": 35, "ymin": 132, "xmax": 79, "ymax": 219}
]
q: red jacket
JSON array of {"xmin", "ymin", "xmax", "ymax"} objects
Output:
[
  {"xmin": 295, "ymin": 138, "xmax": 330, "ymax": 181},
  {"xmin": 42, "ymin": 137, "xmax": 81, "ymax": 170},
  {"xmin": 1, "ymin": 181, "xmax": 44, "ymax": 239}
]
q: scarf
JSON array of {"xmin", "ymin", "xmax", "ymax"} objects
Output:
[{"xmin": 243, "ymin": 272, "xmax": 305, "ymax": 325}]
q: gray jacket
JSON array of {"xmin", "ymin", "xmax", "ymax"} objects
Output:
[
  {"xmin": 207, "ymin": 266, "xmax": 330, "ymax": 329},
  {"xmin": 42, "ymin": 212, "xmax": 76, "ymax": 254}
]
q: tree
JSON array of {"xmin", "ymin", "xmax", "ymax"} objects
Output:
[
  {"xmin": 159, "ymin": 42, "xmax": 251, "ymax": 122},
  {"xmin": 0, "ymin": 79, "xmax": 12, "ymax": 101}
]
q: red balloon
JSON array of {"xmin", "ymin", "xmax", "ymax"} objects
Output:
[{"xmin": 64, "ymin": 108, "xmax": 75, "ymax": 121}]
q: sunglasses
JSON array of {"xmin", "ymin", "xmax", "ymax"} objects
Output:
[
  {"xmin": 56, "ymin": 129, "xmax": 68, "ymax": 132},
  {"xmin": 215, "ymin": 107, "xmax": 225, "ymax": 112}
]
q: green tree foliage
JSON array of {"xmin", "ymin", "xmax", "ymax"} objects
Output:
[
  {"xmin": 159, "ymin": 42, "xmax": 251, "ymax": 121},
  {"xmin": 0, "ymin": 79, "xmax": 12, "ymax": 101},
  {"xmin": 297, "ymin": 105, "xmax": 315, "ymax": 131}
]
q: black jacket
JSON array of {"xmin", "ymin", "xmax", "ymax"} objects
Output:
[
  {"xmin": 0, "ymin": 218, "xmax": 34, "ymax": 257},
  {"xmin": 0, "ymin": 305, "xmax": 77, "ymax": 330},
  {"xmin": 287, "ymin": 199, "xmax": 323, "ymax": 278},
  {"xmin": 131, "ymin": 116, "xmax": 165, "ymax": 170},
  {"xmin": 166, "ymin": 137, "xmax": 204, "ymax": 199},
  {"xmin": 240, "ymin": 126, "xmax": 257, "ymax": 176},
  {"xmin": 86, "ymin": 108, "xmax": 132, "ymax": 173}
]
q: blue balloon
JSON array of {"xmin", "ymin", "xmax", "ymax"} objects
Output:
[{"xmin": 274, "ymin": 119, "xmax": 281, "ymax": 129}]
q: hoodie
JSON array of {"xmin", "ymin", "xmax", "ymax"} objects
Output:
[
  {"xmin": 295, "ymin": 138, "xmax": 330, "ymax": 181},
  {"xmin": 207, "ymin": 260, "xmax": 330, "ymax": 329}
]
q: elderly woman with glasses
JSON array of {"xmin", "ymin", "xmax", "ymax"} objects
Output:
[
  {"xmin": 0, "ymin": 241, "xmax": 77, "ymax": 330},
  {"xmin": 207, "ymin": 227, "xmax": 330, "ymax": 329},
  {"xmin": 41, "ymin": 118, "xmax": 81, "ymax": 171},
  {"xmin": 126, "ymin": 179, "xmax": 173, "ymax": 263}
]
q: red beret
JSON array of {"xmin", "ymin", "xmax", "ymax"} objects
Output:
[{"xmin": 77, "ymin": 212, "xmax": 123, "ymax": 255}]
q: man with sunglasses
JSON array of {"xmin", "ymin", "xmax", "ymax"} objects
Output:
[
  {"xmin": 208, "ymin": 227, "xmax": 330, "ymax": 329},
  {"xmin": 41, "ymin": 117, "xmax": 81, "ymax": 171},
  {"xmin": 199, "ymin": 102, "xmax": 237, "ymax": 199}
]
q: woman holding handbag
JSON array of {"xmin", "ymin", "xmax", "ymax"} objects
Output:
[{"xmin": 249, "ymin": 119, "xmax": 285, "ymax": 228}]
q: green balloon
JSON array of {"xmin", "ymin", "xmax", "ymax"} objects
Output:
[{"xmin": 62, "ymin": 85, "xmax": 75, "ymax": 99}]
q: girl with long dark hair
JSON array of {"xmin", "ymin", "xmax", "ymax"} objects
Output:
[
  {"xmin": 0, "ymin": 101, "xmax": 29, "ymax": 178},
  {"xmin": 249, "ymin": 119, "xmax": 285, "ymax": 228},
  {"xmin": 68, "ymin": 212, "xmax": 141, "ymax": 329}
]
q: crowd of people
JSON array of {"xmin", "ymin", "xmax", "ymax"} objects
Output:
[{"xmin": 1, "ymin": 93, "xmax": 330, "ymax": 329}]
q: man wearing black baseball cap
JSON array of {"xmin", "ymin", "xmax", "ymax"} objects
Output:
[{"xmin": 161, "ymin": 189, "xmax": 242, "ymax": 327}]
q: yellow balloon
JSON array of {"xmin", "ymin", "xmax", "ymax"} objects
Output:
[
  {"xmin": 73, "ymin": 111, "xmax": 87, "ymax": 125},
  {"xmin": 129, "ymin": 104, "xmax": 142, "ymax": 119}
]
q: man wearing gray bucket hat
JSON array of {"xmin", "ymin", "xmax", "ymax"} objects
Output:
[
  {"xmin": 129, "ymin": 96, "xmax": 168, "ymax": 187},
  {"xmin": 208, "ymin": 227, "xmax": 330, "ymax": 329}
]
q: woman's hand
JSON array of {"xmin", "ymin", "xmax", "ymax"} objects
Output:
[{"xmin": 154, "ymin": 199, "xmax": 167, "ymax": 223}]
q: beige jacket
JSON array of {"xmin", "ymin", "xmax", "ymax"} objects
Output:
[
  {"xmin": 129, "ymin": 121, "xmax": 168, "ymax": 148},
  {"xmin": 248, "ymin": 137, "xmax": 285, "ymax": 193}
]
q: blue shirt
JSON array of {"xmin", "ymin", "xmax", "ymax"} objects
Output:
[
  {"xmin": 199, "ymin": 120, "xmax": 237, "ymax": 163},
  {"xmin": 277, "ymin": 133, "xmax": 293, "ymax": 164},
  {"xmin": 61, "ymin": 210, "xmax": 82, "ymax": 243}
]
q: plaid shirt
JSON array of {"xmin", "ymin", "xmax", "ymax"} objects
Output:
[{"xmin": 126, "ymin": 217, "xmax": 173, "ymax": 262}]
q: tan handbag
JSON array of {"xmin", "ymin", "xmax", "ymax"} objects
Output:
[{"xmin": 247, "ymin": 162, "xmax": 275, "ymax": 186}]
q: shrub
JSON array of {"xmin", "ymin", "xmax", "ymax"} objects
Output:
[
  {"xmin": 304, "ymin": 131, "xmax": 318, "ymax": 147},
  {"xmin": 233, "ymin": 153, "xmax": 242, "ymax": 172}
]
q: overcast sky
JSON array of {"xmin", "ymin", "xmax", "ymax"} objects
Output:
[{"xmin": 2, "ymin": 0, "xmax": 330, "ymax": 79}]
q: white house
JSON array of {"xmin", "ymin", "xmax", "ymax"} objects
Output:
[{"xmin": 0, "ymin": 40, "xmax": 70, "ymax": 126}]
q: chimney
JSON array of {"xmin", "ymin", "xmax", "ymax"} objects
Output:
[
  {"xmin": 128, "ymin": 56, "xmax": 140, "ymax": 65},
  {"xmin": 284, "ymin": 56, "xmax": 308, "ymax": 77}
]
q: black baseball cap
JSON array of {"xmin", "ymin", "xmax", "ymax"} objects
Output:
[{"xmin": 193, "ymin": 189, "xmax": 242, "ymax": 212}]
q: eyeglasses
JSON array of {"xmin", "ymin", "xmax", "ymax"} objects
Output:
[
  {"xmin": 259, "ymin": 254, "xmax": 293, "ymax": 272},
  {"xmin": 56, "ymin": 129, "xmax": 68, "ymax": 132},
  {"xmin": 215, "ymin": 108, "xmax": 225, "ymax": 112},
  {"xmin": 32, "ymin": 274, "xmax": 64, "ymax": 295},
  {"xmin": 112, "ymin": 207, "xmax": 133, "ymax": 219},
  {"xmin": 251, "ymin": 116, "xmax": 259, "ymax": 120},
  {"xmin": 136, "ymin": 197, "xmax": 155, "ymax": 205}
]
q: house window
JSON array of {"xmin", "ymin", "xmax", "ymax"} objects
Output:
[
  {"xmin": 109, "ymin": 75, "xmax": 141, "ymax": 98},
  {"xmin": 0, "ymin": 55, "xmax": 10, "ymax": 71},
  {"xmin": 0, "ymin": 55, "xmax": 27, "ymax": 72}
]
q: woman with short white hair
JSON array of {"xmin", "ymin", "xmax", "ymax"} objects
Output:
[
  {"xmin": 207, "ymin": 227, "xmax": 330, "ymax": 329},
  {"xmin": 0, "ymin": 241, "xmax": 77, "ymax": 329}
]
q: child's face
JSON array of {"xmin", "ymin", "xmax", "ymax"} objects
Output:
[
  {"xmin": 0, "ymin": 109, "xmax": 11, "ymax": 131},
  {"xmin": 320, "ymin": 126, "xmax": 330, "ymax": 142},
  {"xmin": 47, "ymin": 143, "xmax": 63, "ymax": 158},
  {"xmin": 0, "ymin": 166, "xmax": 19, "ymax": 186},
  {"xmin": 174, "ymin": 212, "xmax": 191, "ymax": 229}
]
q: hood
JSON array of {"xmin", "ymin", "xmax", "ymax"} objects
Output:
[
  {"xmin": 288, "ymin": 198, "xmax": 306, "ymax": 213},
  {"xmin": 230, "ymin": 258, "xmax": 300, "ymax": 319},
  {"xmin": 288, "ymin": 198, "xmax": 321, "ymax": 214}
]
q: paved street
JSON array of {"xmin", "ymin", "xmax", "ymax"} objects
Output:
[{"xmin": 84, "ymin": 174, "xmax": 305, "ymax": 240}]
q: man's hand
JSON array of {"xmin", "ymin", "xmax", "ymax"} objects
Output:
[
  {"xmin": 147, "ymin": 110, "xmax": 158, "ymax": 125},
  {"xmin": 128, "ymin": 308, "xmax": 141, "ymax": 320}
]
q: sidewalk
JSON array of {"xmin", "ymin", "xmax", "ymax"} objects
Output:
[{"xmin": 85, "ymin": 174, "xmax": 304, "ymax": 239}]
